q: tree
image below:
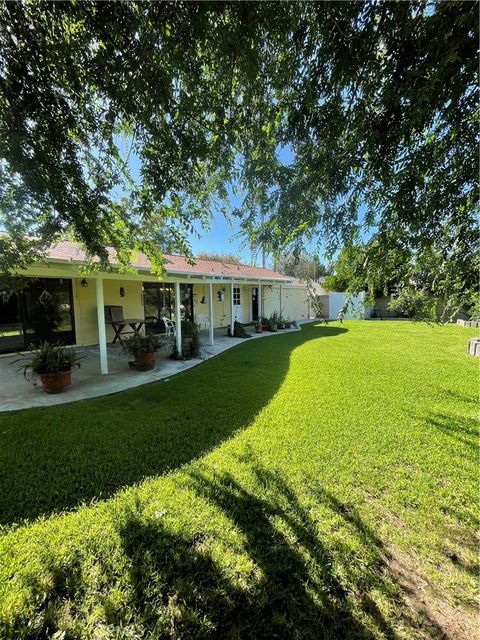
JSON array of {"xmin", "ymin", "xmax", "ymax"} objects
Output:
[
  {"xmin": 323, "ymin": 246, "xmax": 366, "ymax": 293},
  {"xmin": 238, "ymin": 1, "xmax": 478, "ymax": 318},
  {"xmin": 196, "ymin": 252, "xmax": 243, "ymax": 265},
  {"xmin": 0, "ymin": 1, "xmax": 477, "ymax": 317},
  {"xmin": 0, "ymin": 1, "xmax": 248, "ymax": 273},
  {"xmin": 276, "ymin": 252, "xmax": 332, "ymax": 281}
]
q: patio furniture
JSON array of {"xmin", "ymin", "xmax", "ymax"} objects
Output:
[
  {"xmin": 104, "ymin": 305, "xmax": 153, "ymax": 345},
  {"xmin": 195, "ymin": 313, "xmax": 210, "ymax": 332},
  {"xmin": 161, "ymin": 316, "xmax": 176, "ymax": 338}
]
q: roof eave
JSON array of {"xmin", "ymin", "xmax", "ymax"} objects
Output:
[{"xmin": 41, "ymin": 257, "xmax": 293, "ymax": 282}]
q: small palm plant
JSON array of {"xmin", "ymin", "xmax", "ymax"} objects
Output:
[
  {"xmin": 13, "ymin": 341, "xmax": 82, "ymax": 393},
  {"xmin": 123, "ymin": 334, "xmax": 162, "ymax": 371}
]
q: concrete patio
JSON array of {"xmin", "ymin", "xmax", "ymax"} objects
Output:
[{"xmin": 0, "ymin": 325, "xmax": 302, "ymax": 411}]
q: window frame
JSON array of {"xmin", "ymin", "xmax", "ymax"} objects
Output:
[{"xmin": 233, "ymin": 286, "xmax": 241, "ymax": 306}]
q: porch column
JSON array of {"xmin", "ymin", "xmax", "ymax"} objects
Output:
[
  {"xmin": 95, "ymin": 277, "xmax": 108, "ymax": 375},
  {"xmin": 229, "ymin": 282, "xmax": 235, "ymax": 336},
  {"xmin": 174, "ymin": 281, "xmax": 182, "ymax": 355},
  {"xmin": 208, "ymin": 282, "xmax": 214, "ymax": 346},
  {"xmin": 279, "ymin": 284, "xmax": 283, "ymax": 316},
  {"xmin": 258, "ymin": 283, "xmax": 263, "ymax": 320}
]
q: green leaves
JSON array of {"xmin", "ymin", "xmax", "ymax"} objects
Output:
[{"xmin": 0, "ymin": 1, "xmax": 477, "ymax": 316}]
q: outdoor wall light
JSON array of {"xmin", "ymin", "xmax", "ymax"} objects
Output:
[
  {"xmin": 217, "ymin": 288, "xmax": 225, "ymax": 302},
  {"xmin": 119, "ymin": 287, "xmax": 125, "ymax": 297},
  {"xmin": 200, "ymin": 296, "xmax": 206, "ymax": 304},
  {"xmin": 81, "ymin": 278, "xmax": 88, "ymax": 288}
]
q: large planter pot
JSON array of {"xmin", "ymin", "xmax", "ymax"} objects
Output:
[
  {"xmin": 255, "ymin": 325, "xmax": 263, "ymax": 333},
  {"xmin": 278, "ymin": 322, "xmax": 286, "ymax": 330},
  {"xmin": 135, "ymin": 352, "xmax": 156, "ymax": 371},
  {"xmin": 40, "ymin": 369, "xmax": 72, "ymax": 394},
  {"xmin": 269, "ymin": 323, "xmax": 278, "ymax": 332}
]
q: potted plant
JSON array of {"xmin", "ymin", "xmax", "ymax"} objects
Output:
[
  {"xmin": 260, "ymin": 316, "xmax": 269, "ymax": 331},
  {"xmin": 14, "ymin": 341, "xmax": 82, "ymax": 393},
  {"xmin": 170, "ymin": 320, "xmax": 201, "ymax": 360},
  {"xmin": 123, "ymin": 334, "xmax": 162, "ymax": 371},
  {"xmin": 255, "ymin": 321, "xmax": 263, "ymax": 333},
  {"xmin": 268, "ymin": 311, "xmax": 279, "ymax": 332}
]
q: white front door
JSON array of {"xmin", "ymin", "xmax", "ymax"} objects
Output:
[{"xmin": 233, "ymin": 286, "xmax": 243, "ymax": 322}]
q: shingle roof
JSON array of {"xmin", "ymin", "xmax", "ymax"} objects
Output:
[{"xmin": 43, "ymin": 239, "xmax": 294, "ymax": 282}]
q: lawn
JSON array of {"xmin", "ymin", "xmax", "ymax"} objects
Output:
[{"xmin": 0, "ymin": 321, "xmax": 478, "ymax": 639}]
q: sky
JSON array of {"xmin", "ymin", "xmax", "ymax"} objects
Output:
[
  {"xmin": 126, "ymin": 144, "xmax": 272, "ymax": 267},
  {"xmin": 188, "ymin": 210, "xmax": 253, "ymax": 263},
  {"xmin": 126, "ymin": 143, "xmax": 327, "ymax": 267}
]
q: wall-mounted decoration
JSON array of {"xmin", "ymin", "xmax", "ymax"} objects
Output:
[{"xmin": 38, "ymin": 289, "xmax": 53, "ymax": 305}]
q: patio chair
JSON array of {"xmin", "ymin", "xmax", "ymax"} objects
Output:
[
  {"xmin": 104, "ymin": 305, "xmax": 135, "ymax": 344},
  {"xmin": 162, "ymin": 316, "xmax": 176, "ymax": 338},
  {"xmin": 104, "ymin": 305, "xmax": 124, "ymax": 322},
  {"xmin": 195, "ymin": 312, "xmax": 210, "ymax": 333}
]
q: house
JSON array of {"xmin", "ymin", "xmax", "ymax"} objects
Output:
[{"xmin": 0, "ymin": 240, "xmax": 312, "ymax": 373}]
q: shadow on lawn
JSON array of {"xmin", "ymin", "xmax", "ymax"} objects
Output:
[
  {"xmin": 113, "ymin": 458, "xmax": 447, "ymax": 638},
  {"xmin": 425, "ymin": 411, "xmax": 478, "ymax": 455},
  {"xmin": 0, "ymin": 324, "xmax": 347, "ymax": 526},
  {"xmin": 9, "ymin": 456, "xmax": 458, "ymax": 638},
  {"xmin": 423, "ymin": 410, "xmax": 478, "ymax": 530}
]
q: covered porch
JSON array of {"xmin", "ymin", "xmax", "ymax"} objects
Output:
[
  {"xmin": 87, "ymin": 275, "xmax": 291, "ymax": 376},
  {"xmin": 0, "ymin": 325, "xmax": 301, "ymax": 411}
]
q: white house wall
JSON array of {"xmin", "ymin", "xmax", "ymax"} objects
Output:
[{"xmin": 262, "ymin": 286, "xmax": 311, "ymax": 321}]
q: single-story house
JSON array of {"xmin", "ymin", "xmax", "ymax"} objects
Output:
[{"xmin": 0, "ymin": 240, "xmax": 314, "ymax": 373}]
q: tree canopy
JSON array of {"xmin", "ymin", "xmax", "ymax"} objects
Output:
[
  {"xmin": 277, "ymin": 253, "xmax": 331, "ymax": 281},
  {"xmin": 196, "ymin": 252, "xmax": 243, "ymax": 265},
  {"xmin": 0, "ymin": 1, "xmax": 477, "ymax": 315}
]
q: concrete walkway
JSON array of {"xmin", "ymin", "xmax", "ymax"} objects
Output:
[{"xmin": 0, "ymin": 325, "xmax": 302, "ymax": 411}]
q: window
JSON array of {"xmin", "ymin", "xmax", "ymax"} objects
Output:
[
  {"xmin": 0, "ymin": 278, "xmax": 75, "ymax": 353},
  {"xmin": 143, "ymin": 282, "xmax": 194, "ymax": 335},
  {"xmin": 233, "ymin": 287, "xmax": 241, "ymax": 306}
]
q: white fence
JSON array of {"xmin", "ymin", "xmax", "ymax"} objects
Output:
[{"xmin": 326, "ymin": 292, "xmax": 369, "ymax": 320}]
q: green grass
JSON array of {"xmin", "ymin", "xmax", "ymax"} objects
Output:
[{"xmin": 0, "ymin": 321, "xmax": 478, "ymax": 638}]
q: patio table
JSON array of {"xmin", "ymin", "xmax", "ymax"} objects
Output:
[{"xmin": 105, "ymin": 318, "xmax": 155, "ymax": 345}]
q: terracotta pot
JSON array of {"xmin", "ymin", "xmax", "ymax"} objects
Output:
[
  {"xmin": 136, "ymin": 351, "xmax": 156, "ymax": 371},
  {"xmin": 40, "ymin": 369, "xmax": 72, "ymax": 394},
  {"xmin": 255, "ymin": 325, "xmax": 263, "ymax": 333}
]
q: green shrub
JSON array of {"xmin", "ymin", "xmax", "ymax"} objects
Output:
[{"xmin": 233, "ymin": 321, "xmax": 251, "ymax": 338}]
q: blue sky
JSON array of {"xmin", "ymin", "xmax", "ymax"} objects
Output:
[
  {"xmin": 127, "ymin": 143, "xmax": 328, "ymax": 267},
  {"xmin": 188, "ymin": 210, "xmax": 252, "ymax": 263},
  {"xmin": 125, "ymin": 150, "xmax": 259, "ymax": 264}
]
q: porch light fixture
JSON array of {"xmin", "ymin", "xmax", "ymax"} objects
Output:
[
  {"xmin": 217, "ymin": 288, "xmax": 225, "ymax": 302},
  {"xmin": 81, "ymin": 278, "xmax": 88, "ymax": 288},
  {"xmin": 119, "ymin": 287, "xmax": 125, "ymax": 297},
  {"xmin": 200, "ymin": 284, "xmax": 206, "ymax": 304}
]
